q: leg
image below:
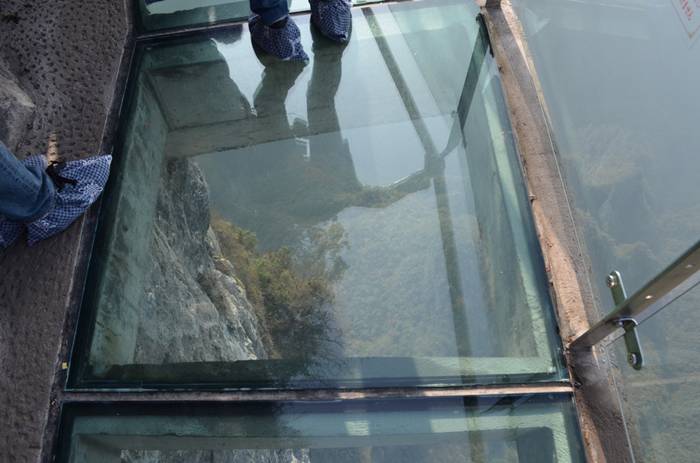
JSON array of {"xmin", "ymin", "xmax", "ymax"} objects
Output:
[
  {"xmin": 250, "ymin": 0, "xmax": 289, "ymax": 26},
  {"xmin": 0, "ymin": 141, "xmax": 54, "ymax": 222},
  {"xmin": 310, "ymin": 0, "xmax": 352, "ymax": 43}
]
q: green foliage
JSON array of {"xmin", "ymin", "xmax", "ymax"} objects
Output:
[
  {"xmin": 212, "ymin": 215, "xmax": 263, "ymax": 305},
  {"xmin": 211, "ymin": 214, "xmax": 345, "ymax": 360},
  {"xmin": 296, "ymin": 221, "xmax": 349, "ymax": 281},
  {"xmin": 255, "ymin": 246, "xmax": 335, "ymax": 356}
]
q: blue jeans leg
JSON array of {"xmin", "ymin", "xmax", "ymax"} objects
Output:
[
  {"xmin": 250, "ymin": 0, "xmax": 289, "ymax": 25},
  {"xmin": 0, "ymin": 141, "xmax": 55, "ymax": 222}
]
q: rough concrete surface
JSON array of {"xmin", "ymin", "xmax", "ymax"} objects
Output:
[
  {"xmin": 0, "ymin": 1, "xmax": 129, "ymax": 461},
  {"xmin": 0, "ymin": 57, "xmax": 35, "ymax": 153}
]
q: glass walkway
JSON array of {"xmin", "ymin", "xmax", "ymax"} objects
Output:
[{"xmin": 58, "ymin": 0, "xmax": 586, "ymax": 461}]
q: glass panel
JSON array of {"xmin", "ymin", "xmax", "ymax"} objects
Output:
[
  {"xmin": 57, "ymin": 396, "xmax": 585, "ymax": 462},
  {"xmin": 610, "ymin": 284, "xmax": 700, "ymax": 462},
  {"xmin": 71, "ymin": 0, "xmax": 563, "ymax": 388},
  {"xmin": 511, "ymin": 0, "xmax": 700, "ymax": 308},
  {"xmin": 138, "ymin": 0, "xmax": 382, "ymax": 32},
  {"xmin": 512, "ymin": 2, "xmax": 700, "ymax": 459}
]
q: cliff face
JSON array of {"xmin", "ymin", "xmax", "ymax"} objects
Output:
[
  {"xmin": 120, "ymin": 162, "xmax": 314, "ymax": 462},
  {"xmin": 133, "ymin": 159, "xmax": 268, "ymax": 364},
  {"xmin": 123, "ymin": 449, "xmax": 310, "ymax": 463}
]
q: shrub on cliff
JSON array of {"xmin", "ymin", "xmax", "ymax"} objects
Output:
[{"xmin": 211, "ymin": 214, "xmax": 341, "ymax": 362}]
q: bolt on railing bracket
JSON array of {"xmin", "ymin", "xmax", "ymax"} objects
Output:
[{"xmin": 607, "ymin": 271, "xmax": 644, "ymax": 370}]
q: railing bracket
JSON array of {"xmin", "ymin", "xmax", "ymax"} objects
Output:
[
  {"xmin": 570, "ymin": 241, "xmax": 699, "ymax": 371},
  {"xmin": 613, "ymin": 317, "xmax": 643, "ymax": 370},
  {"xmin": 607, "ymin": 271, "xmax": 644, "ymax": 370}
]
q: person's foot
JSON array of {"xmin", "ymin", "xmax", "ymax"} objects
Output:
[
  {"xmin": 249, "ymin": 14, "xmax": 309, "ymax": 62},
  {"xmin": 310, "ymin": 0, "xmax": 352, "ymax": 43},
  {"xmin": 27, "ymin": 154, "xmax": 112, "ymax": 245}
]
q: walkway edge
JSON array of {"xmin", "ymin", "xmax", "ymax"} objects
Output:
[{"xmin": 480, "ymin": 3, "xmax": 634, "ymax": 462}]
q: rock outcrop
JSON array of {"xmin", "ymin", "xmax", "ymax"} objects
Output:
[
  {"xmin": 133, "ymin": 159, "xmax": 268, "ymax": 364},
  {"xmin": 123, "ymin": 449, "xmax": 310, "ymax": 463}
]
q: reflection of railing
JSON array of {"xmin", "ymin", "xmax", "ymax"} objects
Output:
[
  {"xmin": 363, "ymin": 9, "xmax": 492, "ymax": 358},
  {"xmin": 570, "ymin": 240, "xmax": 700, "ymax": 369}
]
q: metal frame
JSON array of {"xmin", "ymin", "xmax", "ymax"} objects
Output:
[
  {"xmin": 570, "ymin": 240, "xmax": 700, "ymax": 351},
  {"xmin": 60, "ymin": 383, "xmax": 573, "ymax": 403}
]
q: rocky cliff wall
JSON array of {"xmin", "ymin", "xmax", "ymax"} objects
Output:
[
  {"xmin": 88, "ymin": 70, "xmax": 268, "ymax": 372},
  {"xmin": 133, "ymin": 158, "xmax": 267, "ymax": 364},
  {"xmin": 123, "ymin": 449, "xmax": 310, "ymax": 463}
]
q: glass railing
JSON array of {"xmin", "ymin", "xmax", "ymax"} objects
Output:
[
  {"xmin": 610, "ymin": 283, "xmax": 700, "ymax": 462},
  {"xmin": 511, "ymin": 0, "xmax": 700, "ymax": 311},
  {"xmin": 570, "ymin": 242, "xmax": 700, "ymax": 462},
  {"xmin": 510, "ymin": 0, "xmax": 700, "ymax": 461}
]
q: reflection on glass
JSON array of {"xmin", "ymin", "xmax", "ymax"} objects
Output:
[
  {"xmin": 58, "ymin": 396, "xmax": 585, "ymax": 462},
  {"xmin": 73, "ymin": 0, "xmax": 562, "ymax": 388}
]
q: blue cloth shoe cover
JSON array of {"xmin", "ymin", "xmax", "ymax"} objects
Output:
[
  {"xmin": 27, "ymin": 154, "xmax": 112, "ymax": 245},
  {"xmin": 310, "ymin": 0, "xmax": 352, "ymax": 43},
  {"xmin": 249, "ymin": 14, "xmax": 309, "ymax": 62}
]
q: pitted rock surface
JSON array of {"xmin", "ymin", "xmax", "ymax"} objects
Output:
[
  {"xmin": 0, "ymin": 57, "xmax": 35, "ymax": 153},
  {"xmin": 0, "ymin": 1, "xmax": 129, "ymax": 461},
  {"xmin": 0, "ymin": 0, "xmax": 127, "ymax": 158}
]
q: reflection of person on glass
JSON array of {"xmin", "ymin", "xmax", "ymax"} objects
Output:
[
  {"xmin": 207, "ymin": 32, "xmax": 443, "ymax": 251},
  {"xmin": 216, "ymin": 35, "xmax": 359, "ymax": 249}
]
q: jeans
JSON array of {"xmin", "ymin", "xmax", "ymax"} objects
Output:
[
  {"xmin": 250, "ymin": 0, "xmax": 289, "ymax": 25},
  {"xmin": 145, "ymin": 0, "xmax": 289, "ymax": 27},
  {"xmin": 0, "ymin": 141, "xmax": 55, "ymax": 222}
]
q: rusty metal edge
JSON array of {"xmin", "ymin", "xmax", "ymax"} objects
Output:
[
  {"xmin": 479, "ymin": 3, "xmax": 635, "ymax": 463},
  {"xmin": 59, "ymin": 383, "xmax": 574, "ymax": 403}
]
